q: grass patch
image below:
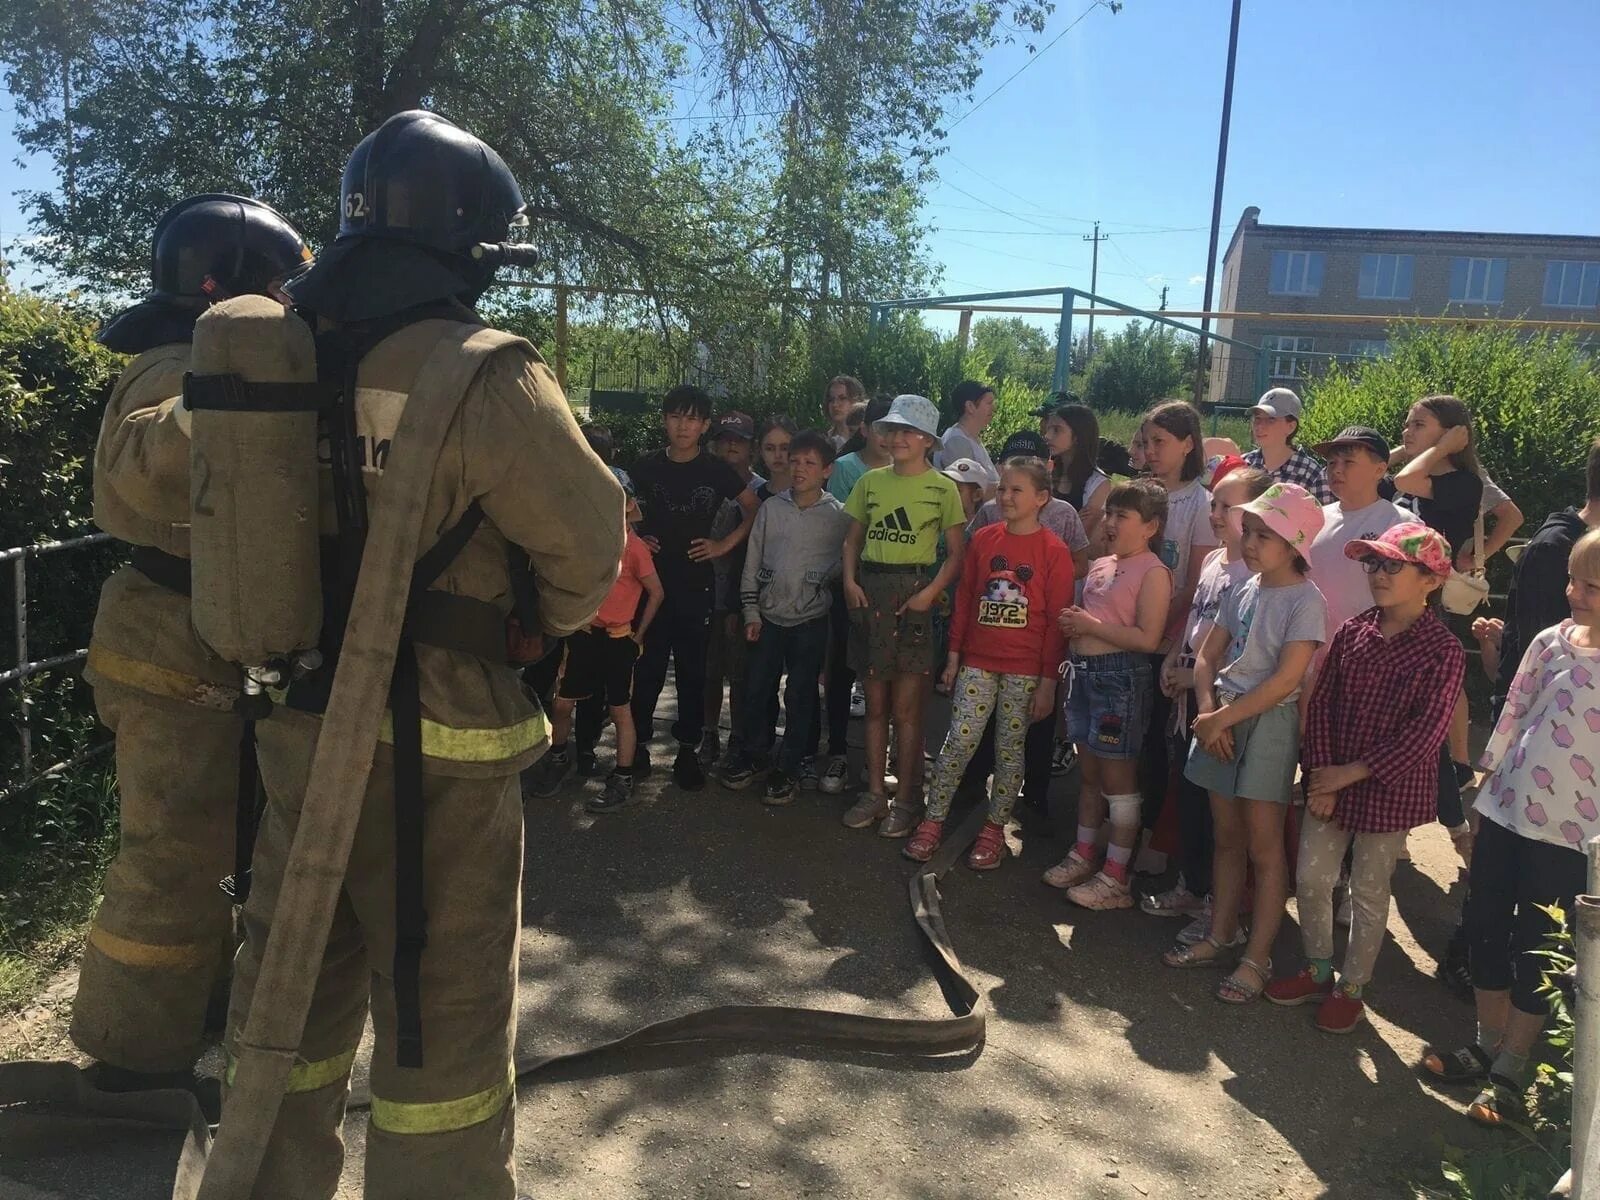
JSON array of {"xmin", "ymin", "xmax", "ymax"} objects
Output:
[{"xmin": 0, "ymin": 765, "xmax": 116, "ymax": 1017}]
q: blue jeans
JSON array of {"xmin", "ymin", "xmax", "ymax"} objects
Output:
[{"xmin": 743, "ymin": 615, "xmax": 830, "ymax": 774}]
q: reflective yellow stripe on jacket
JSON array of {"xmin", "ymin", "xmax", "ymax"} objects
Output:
[
  {"xmin": 85, "ymin": 643, "xmax": 240, "ymax": 713},
  {"xmin": 376, "ymin": 710, "xmax": 548, "ymax": 764},
  {"xmin": 88, "ymin": 924, "xmax": 211, "ymax": 969},
  {"xmin": 370, "ymin": 1064, "xmax": 516, "ymax": 1135},
  {"xmin": 225, "ymin": 1047, "xmax": 358, "ymax": 1094}
]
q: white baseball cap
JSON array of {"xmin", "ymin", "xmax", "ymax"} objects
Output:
[
  {"xmin": 1253, "ymin": 387, "xmax": 1302, "ymax": 420},
  {"xmin": 874, "ymin": 393, "xmax": 940, "ymax": 440},
  {"xmin": 940, "ymin": 457, "xmax": 998, "ymax": 491}
]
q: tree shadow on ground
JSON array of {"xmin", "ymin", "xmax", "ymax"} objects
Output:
[{"xmin": 481, "ymin": 679, "xmax": 1494, "ymax": 1199}]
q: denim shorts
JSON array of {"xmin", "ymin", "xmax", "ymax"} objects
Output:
[{"xmin": 1063, "ymin": 651, "xmax": 1153, "ymax": 761}]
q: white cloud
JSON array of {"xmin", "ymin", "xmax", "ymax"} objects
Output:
[{"xmin": 1187, "ymin": 274, "xmax": 1205, "ymax": 286}]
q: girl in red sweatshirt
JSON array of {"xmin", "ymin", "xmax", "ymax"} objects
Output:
[{"xmin": 906, "ymin": 458, "xmax": 1075, "ymax": 870}]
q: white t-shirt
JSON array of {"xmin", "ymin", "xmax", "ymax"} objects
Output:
[
  {"xmin": 1308, "ymin": 497, "xmax": 1409, "ymax": 637},
  {"xmin": 1159, "ymin": 479, "xmax": 1221, "ymax": 638},
  {"xmin": 937, "ymin": 425, "xmax": 996, "ymax": 479}
]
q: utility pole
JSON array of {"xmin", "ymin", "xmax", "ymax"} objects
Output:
[
  {"xmin": 1192, "ymin": 0, "xmax": 1243, "ymax": 409},
  {"xmin": 1159, "ymin": 285, "xmax": 1169, "ymax": 312},
  {"xmin": 1082, "ymin": 221, "xmax": 1109, "ymax": 364}
]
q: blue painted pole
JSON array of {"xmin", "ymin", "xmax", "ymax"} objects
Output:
[{"xmin": 1052, "ymin": 289, "xmax": 1074, "ymax": 394}]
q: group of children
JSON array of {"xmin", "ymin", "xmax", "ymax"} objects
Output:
[{"xmin": 527, "ymin": 375, "xmax": 1600, "ymax": 1129}]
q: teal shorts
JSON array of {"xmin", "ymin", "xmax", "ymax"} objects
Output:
[{"xmin": 1183, "ymin": 700, "xmax": 1300, "ymax": 804}]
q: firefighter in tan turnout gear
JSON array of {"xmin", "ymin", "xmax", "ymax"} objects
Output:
[
  {"xmin": 72, "ymin": 195, "xmax": 313, "ymax": 1106},
  {"xmin": 208, "ymin": 110, "xmax": 623, "ymax": 1199}
]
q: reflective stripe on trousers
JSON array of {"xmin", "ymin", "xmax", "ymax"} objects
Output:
[{"xmin": 226, "ymin": 1047, "xmax": 359, "ymax": 1095}]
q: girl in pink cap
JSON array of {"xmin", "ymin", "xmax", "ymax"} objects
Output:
[
  {"xmin": 1162, "ymin": 482, "xmax": 1327, "ymax": 1005},
  {"xmin": 1262, "ymin": 522, "xmax": 1464, "ymax": 1033}
]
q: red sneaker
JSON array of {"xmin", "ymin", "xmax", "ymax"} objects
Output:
[
  {"xmin": 1264, "ymin": 967, "xmax": 1335, "ymax": 1008},
  {"xmin": 1314, "ymin": 984, "xmax": 1366, "ymax": 1034},
  {"xmin": 903, "ymin": 819, "xmax": 944, "ymax": 863}
]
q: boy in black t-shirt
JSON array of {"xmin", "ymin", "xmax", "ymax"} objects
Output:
[{"xmin": 629, "ymin": 385, "xmax": 760, "ymax": 789}]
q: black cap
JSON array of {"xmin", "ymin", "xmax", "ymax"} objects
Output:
[
  {"xmin": 1313, "ymin": 425, "xmax": 1390, "ymax": 461},
  {"xmin": 999, "ymin": 430, "xmax": 1050, "ymax": 462}
]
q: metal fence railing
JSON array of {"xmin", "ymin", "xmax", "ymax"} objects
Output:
[{"xmin": 1, "ymin": 531, "xmax": 114, "ymax": 802}]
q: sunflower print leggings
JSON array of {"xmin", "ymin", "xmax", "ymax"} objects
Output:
[{"xmin": 926, "ymin": 666, "xmax": 1039, "ymax": 823}]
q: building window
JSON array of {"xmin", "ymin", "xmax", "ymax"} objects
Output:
[
  {"xmin": 1449, "ymin": 257, "xmax": 1507, "ymax": 304},
  {"xmin": 1358, "ymin": 254, "xmax": 1413, "ymax": 300},
  {"xmin": 1544, "ymin": 261, "xmax": 1600, "ymax": 308},
  {"xmin": 1263, "ymin": 335, "xmax": 1316, "ymax": 378},
  {"xmin": 1348, "ymin": 338, "xmax": 1390, "ymax": 359},
  {"xmin": 1269, "ymin": 250, "xmax": 1324, "ymax": 296}
]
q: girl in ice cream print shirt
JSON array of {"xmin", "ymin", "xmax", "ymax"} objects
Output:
[{"xmin": 1424, "ymin": 528, "xmax": 1600, "ymax": 1129}]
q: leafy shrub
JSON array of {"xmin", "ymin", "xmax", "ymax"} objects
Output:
[
  {"xmin": 0, "ymin": 291, "xmax": 125, "ymax": 865},
  {"xmin": 1301, "ymin": 324, "xmax": 1600, "ymax": 530}
]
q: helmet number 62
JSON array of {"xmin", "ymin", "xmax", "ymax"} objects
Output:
[{"xmin": 344, "ymin": 192, "xmax": 368, "ymax": 219}]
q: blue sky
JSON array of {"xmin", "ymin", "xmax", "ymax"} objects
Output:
[{"xmin": 4, "ymin": 0, "xmax": 1598, "ymax": 335}]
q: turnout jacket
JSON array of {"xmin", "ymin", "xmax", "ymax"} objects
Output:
[
  {"xmin": 292, "ymin": 320, "xmax": 624, "ymax": 776},
  {"xmin": 85, "ymin": 342, "xmax": 244, "ymax": 706}
]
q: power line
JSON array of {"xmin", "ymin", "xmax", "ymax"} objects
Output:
[{"xmin": 947, "ymin": 0, "xmax": 1120, "ymax": 131}]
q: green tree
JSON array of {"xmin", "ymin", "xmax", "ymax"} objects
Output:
[
  {"xmin": 1082, "ymin": 320, "xmax": 1190, "ymax": 413},
  {"xmin": 0, "ymin": 0, "xmax": 1054, "ymax": 344},
  {"xmin": 1300, "ymin": 323, "xmax": 1600, "ymax": 532},
  {"xmin": 967, "ymin": 316, "xmax": 1055, "ymax": 391}
]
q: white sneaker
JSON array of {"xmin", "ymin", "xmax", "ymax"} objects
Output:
[
  {"xmin": 819, "ymin": 754, "xmax": 851, "ymax": 794},
  {"xmin": 849, "ymin": 684, "xmax": 866, "ymax": 719}
]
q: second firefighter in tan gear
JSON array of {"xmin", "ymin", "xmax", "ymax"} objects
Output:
[
  {"xmin": 72, "ymin": 194, "xmax": 314, "ymax": 1083},
  {"xmin": 220, "ymin": 102, "xmax": 624, "ymax": 1200}
]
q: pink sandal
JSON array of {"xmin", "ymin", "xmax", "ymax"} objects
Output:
[{"xmin": 965, "ymin": 821, "xmax": 1006, "ymax": 870}]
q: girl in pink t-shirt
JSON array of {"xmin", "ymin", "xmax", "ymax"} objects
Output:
[{"xmin": 1046, "ymin": 478, "xmax": 1173, "ymax": 910}]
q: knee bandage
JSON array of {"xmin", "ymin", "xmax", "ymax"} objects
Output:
[{"xmin": 1106, "ymin": 793, "xmax": 1142, "ymax": 829}]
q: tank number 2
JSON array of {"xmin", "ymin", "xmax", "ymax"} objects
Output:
[{"xmin": 345, "ymin": 191, "xmax": 368, "ymax": 218}]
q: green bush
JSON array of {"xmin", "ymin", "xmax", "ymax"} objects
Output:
[
  {"xmin": 1301, "ymin": 324, "xmax": 1600, "ymax": 530},
  {"xmin": 0, "ymin": 290, "xmax": 125, "ymax": 864}
]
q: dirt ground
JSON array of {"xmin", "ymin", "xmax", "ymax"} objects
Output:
[{"xmin": 1, "ymin": 690, "xmax": 1502, "ymax": 1199}]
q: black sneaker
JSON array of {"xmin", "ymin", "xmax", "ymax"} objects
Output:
[
  {"xmin": 672, "ymin": 744, "xmax": 706, "ymax": 791},
  {"xmin": 698, "ymin": 730, "xmax": 722, "ymax": 767},
  {"xmin": 527, "ymin": 749, "xmax": 574, "ymax": 798},
  {"xmin": 575, "ymin": 749, "xmax": 601, "ymax": 778},
  {"xmin": 719, "ymin": 755, "xmax": 758, "ymax": 790},
  {"xmin": 633, "ymin": 746, "xmax": 652, "ymax": 778},
  {"xmin": 586, "ymin": 771, "xmax": 637, "ymax": 813},
  {"xmin": 764, "ymin": 769, "xmax": 795, "ymax": 806}
]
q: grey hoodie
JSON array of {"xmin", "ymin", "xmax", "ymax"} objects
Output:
[{"xmin": 740, "ymin": 489, "xmax": 851, "ymax": 626}]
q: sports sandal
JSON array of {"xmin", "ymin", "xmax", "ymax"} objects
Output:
[
  {"xmin": 1216, "ymin": 956, "xmax": 1271, "ymax": 1005},
  {"xmin": 1468, "ymin": 1074, "xmax": 1527, "ymax": 1128},
  {"xmin": 904, "ymin": 819, "xmax": 944, "ymax": 863},
  {"xmin": 1140, "ymin": 883, "xmax": 1203, "ymax": 918},
  {"xmin": 1162, "ymin": 934, "xmax": 1234, "ymax": 969},
  {"xmin": 1422, "ymin": 1043, "xmax": 1494, "ymax": 1086},
  {"xmin": 965, "ymin": 821, "xmax": 1006, "ymax": 871}
]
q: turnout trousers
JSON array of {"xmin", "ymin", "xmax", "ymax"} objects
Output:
[
  {"xmin": 225, "ymin": 709, "xmax": 523, "ymax": 1200},
  {"xmin": 70, "ymin": 569, "xmax": 241, "ymax": 1073}
]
